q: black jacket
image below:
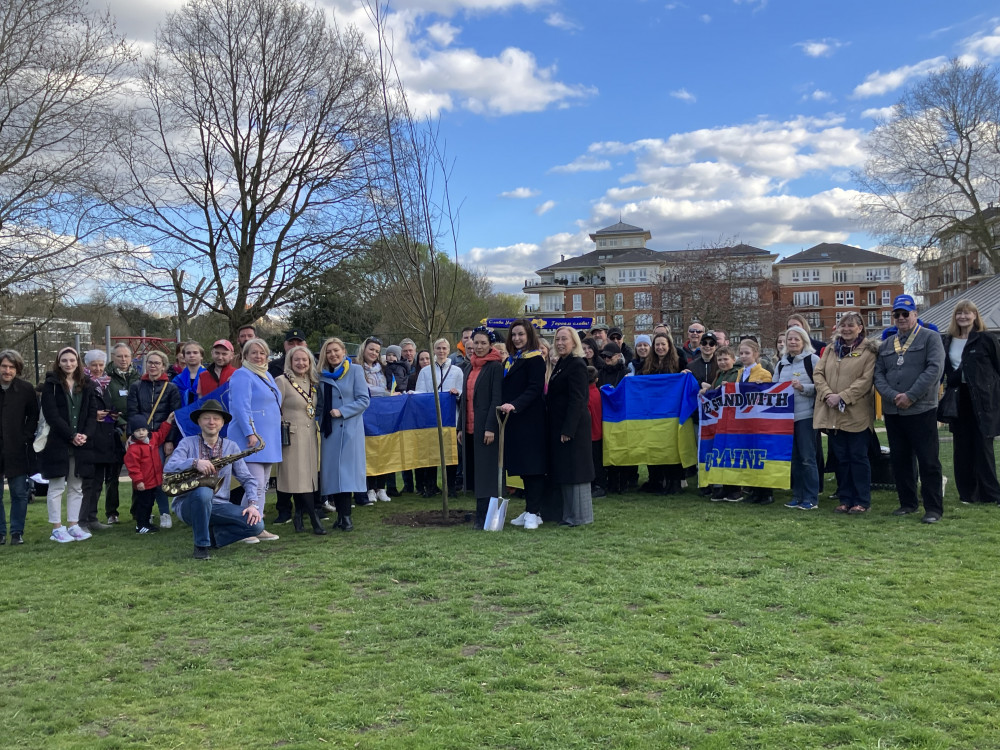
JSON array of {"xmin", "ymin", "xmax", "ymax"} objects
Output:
[
  {"xmin": 500, "ymin": 353, "xmax": 547, "ymax": 477},
  {"xmin": 545, "ymin": 355, "xmax": 594, "ymax": 485},
  {"xmin": 459, "ymin": 358, "xmax": 504, "ymax": 499},
  {"xmin": 688, "ymin": 354, "xmax": 718, "ymax": 387},
  {"xmin": 942, "ymin": 330, "xmax": 1000, "ymax": 438},
  {"xmin": 597, "ymin": 360, "xmax": 627, "ymax": 389},
  {"xmin": 90, "ymin": 384, "xmax": 125, "ymax": 464},
  {"xmin": 127, "ymin": 375, "xmax": 181, "ymax": 432},
  {"xmin": 0, "ymin": 377, "xmax": 40, "ymax": 478},
  {"xmin": 38, "ymin": 372, "xmax": 98, "ymax": 480}
]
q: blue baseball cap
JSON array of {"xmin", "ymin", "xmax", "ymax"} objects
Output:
[{"xmin": 891, "ymin": 294, "xmax": 917, "ymax": 312}]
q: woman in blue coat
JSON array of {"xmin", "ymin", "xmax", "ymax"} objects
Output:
[
  {"xmin": 318, "ymin": 337, "xmax": 371, "ymax": 531},
  {"xmin": 228, "ymin": 337, "xmax": 283, "ymax": 541}
]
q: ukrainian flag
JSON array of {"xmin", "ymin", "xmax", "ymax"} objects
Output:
[
  {"xmin": 174, "ymin": 383, "xmax": 231, "ymax": 439},
  {"xmin": 364, "ymin": 393, "xmax": 459, "ymax": 475},
  {"xmin": 601, "ymin": 374, "xmax": 700, "ymax": 467}
]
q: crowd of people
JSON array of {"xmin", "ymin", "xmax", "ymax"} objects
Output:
[{"xmin": 0, "ymin": 293, "xmax": 997, "ymax": 558}]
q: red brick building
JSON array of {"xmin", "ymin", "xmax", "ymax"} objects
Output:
[{"xmin": 915, "ymin": 207, "xmax": 999, "ymax": 307}]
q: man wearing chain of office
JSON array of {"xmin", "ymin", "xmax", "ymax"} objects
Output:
[{"xmin": 162, "ymin": 399, "xmax": 264, "ymax": 559}]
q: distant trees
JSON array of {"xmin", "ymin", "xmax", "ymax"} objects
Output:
[{"xmin": 855, "ymin": 59, "xmax": 1000, "ymax": 267}]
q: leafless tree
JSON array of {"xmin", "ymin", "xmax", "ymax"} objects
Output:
[
  {"xmin": 0, "ymin": 0, "xmax": 133, "ymax": 303},
  {"xmin": 105, "ymin": 0, "xmax": 385, "ymax": 340},
  {"xmin": 855, "ymin": 59, "xmax": 1000, "ymax": 267},
  {"xmin": 361, "ymin": 1, "xmax": 463, "ymax": 517}
]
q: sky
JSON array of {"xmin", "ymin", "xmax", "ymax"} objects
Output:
[{"xmin": 108, "ymin": 0, "xmax": 1000, "ymax": 294}]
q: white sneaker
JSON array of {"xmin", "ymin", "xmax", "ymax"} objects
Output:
[
  {"xmin": 50, "ymin": 526, "xmax": 74, "ymax": 543},
  {"xmin": 376, "ymin": 489, "xmax": 391, "ymax": 502},
  {"xmin": 523, "ymin": 513, "xmax": 539, "ymax": 530},
  {"xmin": 241, "ymin": 536, "xmax": 260, "ymax": 544},
  {"xmin": 510, "ymin": 511, "xmax": 527, "ymax": 526},
  {"xmin": 160, "ymin": 513, "xmax": 172, "ymax": 529},
  {"xmin": 67, "ymin": 524, "xmax": 92, "ymax": 541},
  {"xmin": 322, "ymin": 500, "xmax": 336, "ymax": 512}
]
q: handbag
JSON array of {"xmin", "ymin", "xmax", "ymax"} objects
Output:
[
  {"xmin": 280, "ymin": 421, "xmax": 291, "ymax": 447},
  {"xmin": 33, "ymin": 409, "xmax": 50, "ymax": 453},
  {"xmin": 937, "ymin": 385, "xmax": 959, "ymax": 423}
]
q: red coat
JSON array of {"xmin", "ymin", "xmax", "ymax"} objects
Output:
[
  {"xmin": 124, "ymin": 421, "xmax": 173, "ymax": 489},
  {"xmin": 588, "ymin": 383, "xmax": 602, "ymax": 441},
  {"xmin": 198, "ymin": 364, "xmax": 235, "ymax": 398}
]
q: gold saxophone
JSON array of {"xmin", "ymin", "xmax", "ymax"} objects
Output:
[{"xmin": 163, "ymin": 435, "xmax": 265, "ymax": 496}]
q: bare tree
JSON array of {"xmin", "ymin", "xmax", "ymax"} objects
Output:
[
  {"xmin": 105, "ymin": 0, "xmax": 384, "ymax": 339},
  {"xmin": 855, "ymin": 59, "xmax": 1000, "ymax": 266},
  {"xmin": 0, "ymin": 0, "xmax": 132, "ymax": 301},
  {"xmin": 361, "ymin": 1, "xmax": 463, "ymax": 517}
]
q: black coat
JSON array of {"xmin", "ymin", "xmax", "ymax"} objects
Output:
[
  {"xmin": 545, "ymin": 355, "xmax": 594, "ymax": 485},
  {"xmin": 942, "ymin": 330, "xmax": 1000, "ymax": 438},
  {"xmin": 38, "ymin": 372, "xmax": 98, "ymax": 480},
  {"xmin": 89, "ymin": 385, "xmax": 125, "ymax": 464},
  {"xmin": 127, "ymin": 376, "xmax": 181, "ymax": 432},
  {"xmin": 688, "ymin": 354, "xmax": 718, "ymax": 387},
  {"xmin": 0, "ymin": 377, "xmax": 39, "ymax": 478},
  {"xmin": 500, "ymin": 353, "xmax": 547, "ymax": 477},
  {"xmin": 597, "ymin": 360, "xmax": 627, "ymax": 389},
  {"xmin": 459, "ymin": 358, "xmax": 504, "ymax": 499}
]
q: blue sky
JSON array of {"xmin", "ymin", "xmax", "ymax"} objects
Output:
[{"xmin": 112, "ymin": 0, "xmax": 1000, "ymax": 293}]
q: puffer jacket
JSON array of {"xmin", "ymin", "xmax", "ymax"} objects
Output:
[{"xmin": 812, "ymin": 337, "xmax": 878, "ymax": 433}]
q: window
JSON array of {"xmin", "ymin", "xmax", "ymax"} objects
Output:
[
  {"xmin": 572, "ymin": 294, "xmax": 582, "ymax": 312},
  {"xmin": 635, "ymin": 314, "xmax": 653, "ymax": 331},
  {"xmin": 866, "ymin": 267, "xmax": 891, "ymax": 281},
  {"xmin": 833, "ymin": 270, "xmax": 847, "ymax": 283},
  {"xmin": 882, "ymin": 310, "xmax": 892, "ymax": 326},
  {"xmin": 594, "ymin": 315, "xmax": 606, "ymax": 324},
  {"xmin": 614, "ymin": 315, "xmax": 624, "ymax": 328},
  {"xmin": 618, "ymin": 269, "xmax": 626, "ymax": 283},
  {"xmin": 868, "ymin": 311, "xmax": 878, "ymax": 327},
  {"xmin": 596, "ymin": 293, "xmax": 605, "ymax": 311},
  {"xmin": 732, "ymin": 287, "xmax": 758, "ymax": 305},
  {"xmin": 867, "ymin": 290, "xmax": 876, "ymax": 306},
  {"xmin": 882, "ymin": 289, "xmax": 891, "ymax": 305},
  {"xmin": 811, "ymin": 268, "xmax": 821, "ymax": 281},
  {"xmin": 634, "ymin": 292, "xmax": 652, "ymax": 309},
  {"xmin": 791, "ymin": 269, "xmax": 800, "ymax": 282},
  {"xmin": 613, "ymin": 293, "xmax": 624, "ymax": 310},
  {"xmin": 807, "ymin": 313, "xmax": 821, "ymax": 329},
  {"xmin": 845, "ymin": 291, "xmax": 854, "ymax": 305},
  {"xmin": 835, "ymin": 312, "xmax": 844, "ymax": 324},
  {"xmin": 835, "ymin": 291, "xmax": 854, "ymax": 306},
  {"xmin": 793, "ymin": 291, "xmax": 819, "ymax": 306}
]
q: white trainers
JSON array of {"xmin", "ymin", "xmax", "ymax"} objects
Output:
[
  {"xmin": 160, "ymin": 513, "xmax": 172, "ymax": 529},
  {"xmin": 67, "ymin": 524, "xmax": 92, "ymax": 541},
  {"xmin": 241, "ymin": 536, "xmax": 260, "ymax": 544},
  {"xmin": 50, "ymin": 526, "xmax": 74, "ymax": 543},
  {"xmin": 322, "ymin": 500, "xmax": 336, "ymax": 512},
  {"xmin": 523, "ymin": 513, "xmax": 539, "ymax": 530},
  {"xmin": 376, "ymin": 488, "xmax": 391, "ymax": 502},
  {"xmin": 367, "ymin": 489, "xmax": 377, "ymax": 504},
  {"xmin": 510, "ymin": 511, "xmax": 527, "ymax": 526}
]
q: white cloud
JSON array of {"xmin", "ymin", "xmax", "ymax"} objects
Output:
[
  {"xmin": 549, "ymin": 155, "xmax": 613, "ymax": 174},
  {"xmin": 465, "ymin": 232, "xmax": 588, "ymax": 290},
  {"xmin": 861, "ymin": 105, "xmax": 896, "ymax": 120},
  {"xmin": 671, "ymin": 88, "xmax": 697, "ymax": 103},
  {"xmin": 733, "ymin": 0, "xmax": 768, "ymax": 10},
  {"xmin": 426, "ymin": 22, "xmax": 460, "ymax": 46},
  {"xmin": 534, "ymin": 200, "xmax": 556, "ymax": 216},
  {"xmin": 500, "ymin": 187, "xmax": 540, "ymax": 199},
  {"xmin": 795, "ymin": 38, "xmax": 846, "ymax": 58},
  {"xmin": 700, "ymin": 14, "xmax": 712, "ymax": 23},
  {"xmin": 803, "ymin": 89, "xmax": 833, "ymax": 102},
  {"xmin": 545, "ymin": 12, "xmax": 581, "ymax": 32},
  {"xmin": 960, "ymin": 23, "xmax": 1000, "ymax": 60},
  {"xmin": 851, "ymin": 56, "xmax": 948, "ymax": 98}
]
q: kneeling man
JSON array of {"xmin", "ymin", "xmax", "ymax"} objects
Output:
[{"xmin": 162, "ymin": 399, "xmax": 264, "ymax": 559}]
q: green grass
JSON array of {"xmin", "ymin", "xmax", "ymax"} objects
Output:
[{"xmin": 3, "ymin": 447, "xmax": 999, "ymax": 749}]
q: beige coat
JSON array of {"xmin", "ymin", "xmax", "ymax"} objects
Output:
[
  {"xmin": 812, "ymin": 337, "xmax": 879, "ymax": 433},
  {"xmin": 275, "ymin": 373, "xmax": 319, "ymax": 493}
]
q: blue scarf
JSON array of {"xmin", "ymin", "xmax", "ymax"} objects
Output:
[
  {"xmin": 504, "ymin": 349, "xmax": 542, "ymax": 376},
  {"xmin": 173, "ymin": 366, "xmax": 206, "ymax": 405}
]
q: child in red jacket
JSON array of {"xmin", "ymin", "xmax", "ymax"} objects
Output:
[
  {"xmin": 586, "ymin": 366, "xmax": 606, "ymax": 498},
  {"xmin": 124, "ymin": 413, "xmax": 174, "ymax": 533}
]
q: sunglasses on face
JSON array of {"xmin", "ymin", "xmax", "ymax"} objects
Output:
[
  {"xmin": 609, "ymin": 335, "xmax": 622, "ymax": 340},
  {"xmin": 892, "ymin": 311, "xmax": 910, "ymax": 319},
  {"xmin": 688, "ymin": 328, "xmax": 704, "ymax": 334},
  {"xmin": 700, "ymin": 341, "xmax": 717, "ymax": 347},
  {"xmin": 366, "ymin": 337, "xmax": 383, "ymax": 346}
]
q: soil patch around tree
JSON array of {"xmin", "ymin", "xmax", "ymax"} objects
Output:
[{"xmin": 382, "ymin": 509, "xmax": 473, "ymax": 527}]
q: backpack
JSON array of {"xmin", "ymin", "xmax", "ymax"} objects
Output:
[{"xmin": 776, "ymin": 355, "xmax": 814, "ymax": 381}]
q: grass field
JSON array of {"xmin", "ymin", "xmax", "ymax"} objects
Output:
[{"xmin": 3, "ymin": 447, "xmax": 1000, "ymax": 749}]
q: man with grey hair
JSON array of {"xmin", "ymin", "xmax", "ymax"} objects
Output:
[
  {"xmin": 0, "ymin": 350, "xmax": 39, "ymax": 544},
  {"xmin": 107, "ymin": 342, "xmax": 140, "ymax": 524},
  {"xmin": 399, "ymin": 338, "xmax": 417, "ymax": 374}
]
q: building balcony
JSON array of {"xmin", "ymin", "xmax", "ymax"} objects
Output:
[{"xmin": 525, "ymin": 304, "xmax": 564, "ymax": 314}]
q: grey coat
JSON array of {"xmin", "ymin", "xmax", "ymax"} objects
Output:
[
  {"xmin": 318, "ymin": 364, "xmax": 370, "ymax": 495},
  {"xmin": 874, "ymin": 326, "xmax": 945, "ymax": 416}
]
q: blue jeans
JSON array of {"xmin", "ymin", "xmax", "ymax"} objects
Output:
[
  {"xmin": 829, "ymin": 429, "xmax": 871, "ymax": 509},
  {"xmin": 791, "ymin": 420, "xmax": 819, "ymax": 504},
  {"xmin": 172, "ymin": 486, "xmax": 263, "ymax": 548},
  {"xmin": 0, "ymin": 474, "xmax": 29, "ymax": 535}
]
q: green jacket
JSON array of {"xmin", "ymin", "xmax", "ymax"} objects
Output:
[{"xmin": 107, "ymin": 365, "xmax": 141, "ymax": 429}]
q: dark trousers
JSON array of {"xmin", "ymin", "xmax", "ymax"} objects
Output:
[
  {"xmin": 829, "ymin": 429, "xmax": 871, "ymax": 509},
  {"xmin": 105, "ymin": 459, "xmax": 124, "ymax": 517},
  {"xmin": 401, "ymin": 469, "xmax": 414, "ymax": 492},
  {"xmin": 521, "ymin": 474, "xmax": 545, "ymax": 516},
  {"xmin": 464, "ymin": 434, "xmax": 477, "ymax": 495},
  {"xmin": 415, "ymin": 466, "xmax": 436, "ymax": 492},
  {"xmin": 591, "ymin": 439, "xmax": 606, "ymax": 489},
  {"xmin": 81, "ymin": 463, "xmax": 115, "ymax": 524},
  {"xmin": 953, "ymin": 385, "xmax": 1000, "ymax": 503},
  {"xmin": 133, "ymin": 487, "xmax": 157, "ymax": 527},
  {"xmin": 885, "ymin": 410, "xmax": 943, "ymax": 515},
  {"xmin": 275, "ymin": 490, "xmax": 293, "ymax": 517}
]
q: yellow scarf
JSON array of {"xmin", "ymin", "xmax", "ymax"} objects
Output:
[{"xmin": 242, "ymin": 360, "xmax": 268, "ymax": 378}]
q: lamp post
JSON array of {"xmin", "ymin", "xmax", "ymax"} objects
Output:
[{"xmin": 12, "ymin": 321, "xmax": 40, "ymax": 384}]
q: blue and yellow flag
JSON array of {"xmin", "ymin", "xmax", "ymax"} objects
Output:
[
  {"xmin": 698, "ymin": 381, "xmax": 794, "ymax": 489},
  {"xmin": 174, "ymin": 383, "xmax": 231, "ymax": 439},
  {"xmin": 600, "ymin": 374, "xmax": 700, "ymax": 467},
  {"xmin": 364, "ymin": 393, "xmax": 459, "ymax": 475}
]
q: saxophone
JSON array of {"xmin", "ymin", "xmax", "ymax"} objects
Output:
[{"xmin": 163, "ymin": 436, "xmax": 265, "ymax": 496}]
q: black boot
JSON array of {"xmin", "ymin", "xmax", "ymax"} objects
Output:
[
  {"xmin": 293, "ymin": 510, "xmax": 305, "ymax": 532},
  {"xmin": 334, "ymin": 494, "xmax": 353, "ymax": 531},
  {"xmin": 474, "ymin": 497, "xmax": 489, "ymax": 530},
  {"xmin": 303, "ymin": 492, "xmax": 326, "ymax": 535}
]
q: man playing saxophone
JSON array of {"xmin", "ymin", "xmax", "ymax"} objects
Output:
[{"xmin": 162, "ymin": 399, "xmax": 264, "ymax": 559}]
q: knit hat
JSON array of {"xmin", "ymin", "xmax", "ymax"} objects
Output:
[
  {"xmin": 385, "ymin": 344, "xmax": 402, "ymax": 359},
  {"xmin": 128, "ymin": 414, "xmax": 148, "ymax": 435},
  {"xmin": 634, "ymin": 334, "xmax": 652, "ymax": 346}
]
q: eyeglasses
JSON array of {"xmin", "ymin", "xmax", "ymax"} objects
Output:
[
  {"xmin": 609, "ymin": 335, "xmax": 622, "ymax": 340},
  {"xmin": 892, "ymin": 311, "xmax": 910, "ymax": 319},
  {"xmin": 601, "ymin": 353, "xmax": 616, "ymax": 359},
  {"xmin": 700, "ymin": 341, "xmax": 717, "ymax": 347},
  {"xmin": 688, "ymin": 328, "xmax": 704, "ymax": 334}
]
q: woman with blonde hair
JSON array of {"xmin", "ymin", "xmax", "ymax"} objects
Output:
[
  {"xmin": 941, "ymin": 299, "xmax": 1000, "ymax": 504},
  {"xmin": 415, "ymin": 337, "xmax": 464, "ymax": 496},
  {"xmin": 275, "ymin": 345, "xmax": 325, "ymax": 534}
]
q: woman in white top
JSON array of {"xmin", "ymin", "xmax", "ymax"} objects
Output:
[{"xmin": 415, "ymin": 338, "xmax": 464, "ymax": 496}]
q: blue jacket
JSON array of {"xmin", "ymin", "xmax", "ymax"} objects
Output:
[
  {"xmin": 163, "ymin": 435, "xmax": 259, "ymax": 505},
  {"xmin": 227, "ymin": 367, "xmax": 283, "ymax": 463},
  {"xmin": 318, "ymin": 364, "xmax": 370, "ymax": 495}
]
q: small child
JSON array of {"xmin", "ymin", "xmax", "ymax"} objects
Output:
[
  {"xmin": 124, "ymin": 413, "xmax": 175, "ymax": 533},
  {"xmin": 383, "ymin": 345, "xmax": 410, "ymax": 395},
  {"xmin": 586, "ymin": 366, "xmax": 606, "ymax": 498}
]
